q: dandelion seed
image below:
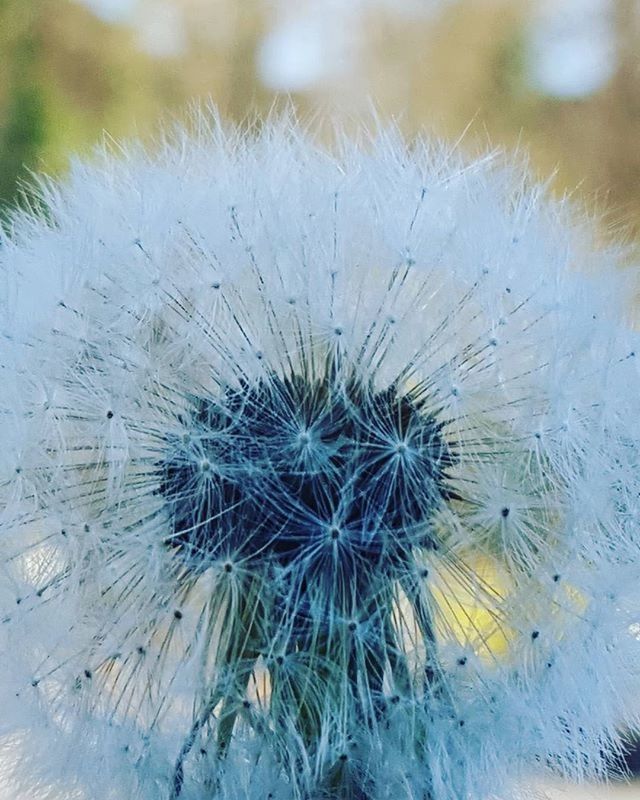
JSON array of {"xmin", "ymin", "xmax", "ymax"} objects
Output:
[{"xmin": 1, "ymin": 113, "xmax": 640, "ymax": 800}]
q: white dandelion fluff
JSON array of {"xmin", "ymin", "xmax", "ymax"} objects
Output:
[{"xmin": 1, "ymin": 113, "xmax": 639, "ymax": 800}]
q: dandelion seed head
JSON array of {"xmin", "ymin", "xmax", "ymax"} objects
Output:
[{"xmin": 1, "ymin": 112, "xmax": 639, "ymax": 800}]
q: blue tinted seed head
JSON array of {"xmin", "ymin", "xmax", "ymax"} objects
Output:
[{"xmin": 0, "ymin": 114, "xmax": 639, "ymax": 800}]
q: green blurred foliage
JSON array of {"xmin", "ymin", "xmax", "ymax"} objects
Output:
[
  {"xmin": 0, "ymin": 0, "xmax": 46, "ymax": 205},
  {"xmin": 0, "ymin": 0, "xmax": 188, "ymax": 209}
]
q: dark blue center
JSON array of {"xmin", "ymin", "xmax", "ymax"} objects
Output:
[{"xmin": 159, "ymin": 369, "xmax": 453, "ymax": 573}]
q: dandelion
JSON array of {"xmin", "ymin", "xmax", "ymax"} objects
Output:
[{"xmin": 1, "ymin": 114, "xmax": 639, "ymax": 800}]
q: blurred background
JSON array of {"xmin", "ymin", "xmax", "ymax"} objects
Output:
[
  {"xmin": 1, "ymin": 0, "xmax": 640, "ymax": 246},
  {"xmin": 1, "ymin": 0, "xmax": 639, "ymax": 795}
]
